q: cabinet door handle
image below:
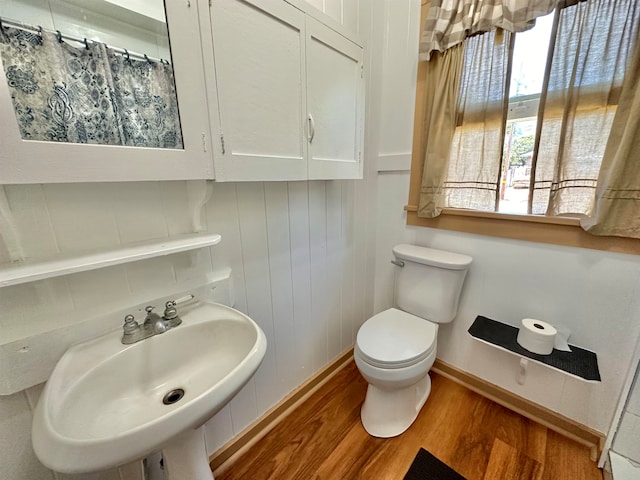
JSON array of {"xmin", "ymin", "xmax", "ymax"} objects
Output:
[{"xmin": 308, "ymin": 114, "xmax": 315, "ymax": 143}]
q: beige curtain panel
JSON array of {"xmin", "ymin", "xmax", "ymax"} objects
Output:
[
  {"xmin": 531, "ymin": 0, "xmax": 640, "ymax": 216},
  {"xmin": 418, "ymin": 44, "xmax": 465, "ymax": 218},
  {"xmin": 581, "ymin": 40, "xmax": 640, "ymax": 238},
  {"xmin": 418, "ymin": 30, "xmax": 511, "ymax": 217},
  {"xmin": 419, "ymin": 0, "xmax": 557, "ymax": 60},
  {"xmin": 441, "ymin": 30, "xmax": 512, "ymax": 213}
]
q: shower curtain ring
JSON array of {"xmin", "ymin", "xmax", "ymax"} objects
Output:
[
  {"xmin": 144, "ymin": 54, "xmax": 153, "ymax": 64},
  {"xmin": 84, "ymin": 38, "xmax": 89, "ymax": 49},
  {"xmin": 56, "ymin": 30, "xmax": 63, "ymax": 43},
  {"xmin": 124, "ymin": 49, "xmax": 130, "ymax": 61},
  {"xmin": 37, "ymin": 25, "xmax": 43, "ymax": 37}
]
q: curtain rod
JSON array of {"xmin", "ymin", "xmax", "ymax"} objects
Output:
[{"xmin": 0, "ymin": 16, "xmax": 171, "ymax": 65}]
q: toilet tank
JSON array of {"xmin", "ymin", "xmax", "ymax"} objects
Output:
[{"xmin": 392, "ymin": 244, "xmax": 472, "ymax": 324}]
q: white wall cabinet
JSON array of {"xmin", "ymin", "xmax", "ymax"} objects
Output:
[
  {"xmin": 0, "ymin": 0, "xmax": 364, "ymax": 184},
  {"xmin": 204, "ymin": 0, "xmax": 365, "ymax": 181},
  {"xmin": 0, "ymin": 1, "xmax": 214, "ymax": 184}
]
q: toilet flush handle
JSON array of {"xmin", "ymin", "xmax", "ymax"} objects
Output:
[{"xmin": 391, "ymin": 259, "xmax": 405, "ymax": 267}]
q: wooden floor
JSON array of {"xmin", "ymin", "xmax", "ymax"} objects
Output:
[{"xmin": 215, "ymin": 361, "xmax": 603, "ymax": 480}]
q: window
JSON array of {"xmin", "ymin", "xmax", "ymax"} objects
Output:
[
  {"xmin": 407, "ymin": 0, "xmax": 640, "ymax": 255},
  {"xmin": 443, "ymin": 3, "xmax": 635, "ymax": 217}
]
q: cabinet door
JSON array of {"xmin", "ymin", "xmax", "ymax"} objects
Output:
[
  {"xmin": 209, "ymin": 0, "xmax": 308, "ymax": 181},
  {"xmin": 306, "ymin": 17, "xmax": 364, "ymax": 180}
]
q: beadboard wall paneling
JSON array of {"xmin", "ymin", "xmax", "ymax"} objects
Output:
[
  {"xmin": 0, "ymin": 178, "xmax": 372, "ymax": 479},
  {"xmin": 264, "ymin": 183, "xmax": 299, "ymax": 395},
  {"xmin": 309, "ymin": 181, "xmax": 330, "ymax": 371},
  {"xmin": 236, "ymin": 183, "xmax": 279, "ymax": 417},
  {"xmin": 205, "ymin": 182, "xmax": 257, "ymax": 446},
  {"xmin": 287, "ymin": 181, "xmax": 315, "ymax": 382},
  {"xmin": 205, "ymin": 180, "xmax": 368, "ymax": 448}
]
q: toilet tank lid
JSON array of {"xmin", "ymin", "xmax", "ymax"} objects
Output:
[{"xmin": 393, "ymin": 244, "xmax": 472, "ymax": 270}]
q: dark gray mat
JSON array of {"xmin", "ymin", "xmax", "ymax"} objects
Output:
[
  {"xmin": 403, "ymin": 448, "xmax": 466, "ymax": 480},
  {"xmin": 468, "ymin": 315, "xmax": 600, "ymax": 381}
]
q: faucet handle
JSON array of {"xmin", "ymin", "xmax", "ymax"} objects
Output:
[
  {"xmin": 163, "ymin": 301, "xmax": 178, "ymax": 320},
  {"xmin": 123, "ymin": 314, "xmax": 139, "ymax": 334}
]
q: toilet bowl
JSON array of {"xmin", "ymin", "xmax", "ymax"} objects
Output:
[
  {"xmin": 354, "ymin": 308, "xmax": 438, "ymax": 437},
  {"xmin": 354, "ymin": 244, "xmax": 472, "ymax": 438}
]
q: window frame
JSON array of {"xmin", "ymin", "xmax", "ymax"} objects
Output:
[{"xmin": 406, "ymin": 1, "xmax": 640, "ymax": 255}]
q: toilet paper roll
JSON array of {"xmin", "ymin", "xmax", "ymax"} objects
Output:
[
  {"xmin": 553, "ymin": 324, "xmax": 572, "ymax": 352},
  {"xmin": 516, "ymin": 318, "xmax": 557, "ymax": 355}
]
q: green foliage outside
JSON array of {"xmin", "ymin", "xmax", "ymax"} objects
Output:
[{"xmin": 504, "ymin": 123, "xmax": 535, "ymax": 166}]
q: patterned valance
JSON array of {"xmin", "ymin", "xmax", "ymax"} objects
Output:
[{"xmin": 419, "ymin": 0, "xmax": 559, "ymax": 60}]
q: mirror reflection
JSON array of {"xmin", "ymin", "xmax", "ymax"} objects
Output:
[{"xmin": 0, "ymin": 0, "xmax": 183, "ymax": 149}]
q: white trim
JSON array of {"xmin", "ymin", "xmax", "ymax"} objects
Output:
[{"xmin": 377, "ymin": 152, "xmax": 412, "ymax": 172}]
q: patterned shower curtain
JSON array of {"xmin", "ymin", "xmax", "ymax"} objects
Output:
[{"xmin": 0, "ymin": 27, "xmax": 183, "ymax": 149}]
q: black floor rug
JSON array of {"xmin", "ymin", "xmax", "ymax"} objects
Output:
[{"xmin": 403, "ymin": 448, "xmax": 467, "ymax": 480}]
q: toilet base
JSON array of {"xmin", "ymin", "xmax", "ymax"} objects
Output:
[{"xmin": 360, "ymin": 373, "xmax": 431, "ymax": 438}]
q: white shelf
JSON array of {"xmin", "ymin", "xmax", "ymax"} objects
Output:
[
  {"xmin": 468, "ymin": 315, "xmax": 600, "ymax": 383},
  {"xmin": 0, "ymin": 233, "xmax": 221, "ymax": 288}
]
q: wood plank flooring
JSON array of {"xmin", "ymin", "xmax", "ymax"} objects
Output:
[{"xmin": 215, "ymin": 361, "xmax": 603, "ymax": 480}]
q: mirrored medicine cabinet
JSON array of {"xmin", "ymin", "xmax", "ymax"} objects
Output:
[{"xmin": 0, "ymin": 0, "xmax": 214, "ymax": 183}]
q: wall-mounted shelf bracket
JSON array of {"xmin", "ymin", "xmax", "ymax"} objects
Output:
[
  {"xmin": 188, "ymin": 180, "xmax": 213, "ymax": 232},
  {"xmin": 517, "ymin": 358, "xmax": 528, "ymax": 385}
]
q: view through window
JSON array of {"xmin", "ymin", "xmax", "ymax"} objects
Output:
[{"xmin": 498, "ymin": 13, "xmax": 554, "ymax": 214}]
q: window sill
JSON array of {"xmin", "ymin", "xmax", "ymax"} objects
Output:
[{"xmin": 404, "ymin": 205, "xmax": 640, "ymax": 255}]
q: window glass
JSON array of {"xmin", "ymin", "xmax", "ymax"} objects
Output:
[
  {"xmin": 509, "ymin": 14, "xmax": 554, "ymax": 99},
  {"xmin": 498, "ymin": 13, "xmax": 553, "ymax": 214}
]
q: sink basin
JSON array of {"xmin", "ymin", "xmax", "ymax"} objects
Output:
[{"xmin": 32, "ymin": 300, "xmax": 267, "ymax": 477}]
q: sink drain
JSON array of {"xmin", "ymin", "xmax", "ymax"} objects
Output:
[{"xmin": 162, "ymin": 388, "xmax": 185, "ymax": 405}]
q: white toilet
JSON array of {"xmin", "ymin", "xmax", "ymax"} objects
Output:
[{"xmin": 354, "ymin": 244, "xmax": 472, "ymax": 438}]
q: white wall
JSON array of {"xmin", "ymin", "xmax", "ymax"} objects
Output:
[{"xmin": 371, "ymin": 0, "xmax": 640, "ymax": 435}]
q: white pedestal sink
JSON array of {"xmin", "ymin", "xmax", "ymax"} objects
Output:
[{"xmin": 32, "ymin": 300, "xmax": 267, "ymax": 479}]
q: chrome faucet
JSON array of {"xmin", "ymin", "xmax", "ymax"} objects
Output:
[
  {"xmin": 143, "ymin": 305, "xmax": 167, "ymax": 334},
  {"xmin": 121, "ymin": 300, "xmax": 183, "ymax": 344}
]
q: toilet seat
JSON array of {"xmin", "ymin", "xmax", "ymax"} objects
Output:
[{"xmin": 356, "ymin": 308, "xmax": 437, "ymax": 369}]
